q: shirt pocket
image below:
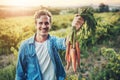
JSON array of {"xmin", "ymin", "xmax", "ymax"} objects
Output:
[
  {"xmin": 26, "ymin": 54, "xmax": 36, "ymax": 74},
  {"xmin": 27, "ymin": 63, "xmax": 39, "ymax": 80},
  {"xmin": 27, "ymin": 63, "xmax": 36, "ymax": 73}
]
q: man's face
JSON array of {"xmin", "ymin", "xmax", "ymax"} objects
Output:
[{"xmin": 36, "ymin": 15, "xmax": 51, "ymax": 36}]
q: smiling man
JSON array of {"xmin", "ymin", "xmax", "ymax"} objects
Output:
[{"xmin": 15, "ymin": 9, "xmax": 84, "ymax": 80}]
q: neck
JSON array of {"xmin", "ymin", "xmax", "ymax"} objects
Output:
[{"xmin": 35, "ymin": 34, "xmax": 48, "ymax": 43}]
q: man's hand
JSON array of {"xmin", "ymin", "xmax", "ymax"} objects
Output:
[{"xmin": 72, "ymin": 14, "xmax": 84, "ymax": 31}]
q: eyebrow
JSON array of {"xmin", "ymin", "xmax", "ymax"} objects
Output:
[{"xmin": 38, "ymin": 22, "xmax": 50, "ymax": 25}]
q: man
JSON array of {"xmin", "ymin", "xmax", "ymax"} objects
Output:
[{"xmin": 16, "ymin": 9, "xmax": 84, "ymax": 80}]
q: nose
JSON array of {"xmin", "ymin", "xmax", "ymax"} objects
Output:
[{"xmin": 41, "ymin": 23, "xmax": 47, "ymax": 28}]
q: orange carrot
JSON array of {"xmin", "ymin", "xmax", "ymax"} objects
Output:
[
  {"xmin": 65, "ymin": 41, "xmax": 71, "ymax": 70},
  {"xmin": 76, "ymin": 41, "xmax": 80, "ymax": 67},
  {"xmin": 66, "ymin": 58, "xmax": 70, "ymax": 70},
  {"xmin": 70, "ymin": 48, "xmax": 77, "ymax": 72},
  {"xmin": 65, "ymin": 41, "xmax": 70, "ymax": 61}
]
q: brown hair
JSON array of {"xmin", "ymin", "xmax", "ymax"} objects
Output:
[{"xmin": 34, "ymin": 9, "xmax": 52, "ymax": 23}]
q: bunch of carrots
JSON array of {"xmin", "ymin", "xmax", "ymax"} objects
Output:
[
  {"xmin": 65, "ymin": 26, "xmax": 80, "ymax": 72},
  {"xmin": 65, "ymin": 8, "xmax": 97, "ymax": 72}
]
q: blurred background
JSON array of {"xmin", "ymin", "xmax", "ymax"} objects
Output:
[{"xmin": 0, "ymin": 0, "xmax": 120, "ymax": 80}]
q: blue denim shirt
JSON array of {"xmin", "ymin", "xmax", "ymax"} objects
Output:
[{"xmin": 16, "ymin": 34, "xmax": 66, "ymax": 80}]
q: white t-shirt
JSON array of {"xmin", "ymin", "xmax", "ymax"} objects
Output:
[{"xmin": 35, "ymin": 40, "xmax": 56, "ymax": 80}]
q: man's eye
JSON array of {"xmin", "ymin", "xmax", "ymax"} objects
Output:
[
  {"xmin": 39, "ymin": 22, "xmax": 43, "ymax": 25},
  {"xmin": 45, "ymin": 22, "xmax": 49, "ymax": 25}
]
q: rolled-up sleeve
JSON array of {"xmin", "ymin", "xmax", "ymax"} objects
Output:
[{"xmin": 55, "ymin": 37, "xmax": 66, "ymax": 50}]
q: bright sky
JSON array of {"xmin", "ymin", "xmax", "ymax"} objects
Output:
[{"xmin": 0, "ymin": 0, "xmax": 120, "ymax": 7}]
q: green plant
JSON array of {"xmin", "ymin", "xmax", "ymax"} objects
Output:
[
  {"xmin": 0, "ymin": 64, "xmax": 16, "ymax": 80},
  {"xmin": 91, "ymin": 47, "xmax": 120, "ymax": 80}
]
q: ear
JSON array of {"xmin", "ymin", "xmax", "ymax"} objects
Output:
[
  {"xmin": 49, "ymin": 22, "xmax": 52, "ymax": 29},
  {"xmin": 35, "ymin": 23, "xmax": 37, "ymax": 29},
  {"xmin": 35, "ymin": 20, "xmax": 37, "ymax": 24},
  {"xmin": 49, "ymin": 26, "xmax": 51, "ymax": 30}
]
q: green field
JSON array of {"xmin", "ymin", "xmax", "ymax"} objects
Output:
[{"xmin": 0, "ymin": 12, "xmax": 120, "ymax": 80}]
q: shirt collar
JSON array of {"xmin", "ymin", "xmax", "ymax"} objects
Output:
[{"xmin": 28, "ymin": 33, "xmax": 51, "ymax": 44}]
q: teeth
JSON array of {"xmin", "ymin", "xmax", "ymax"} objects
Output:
[{"xmin": 42, "ymin": 30, "xmax": 47, "ymax": 33}]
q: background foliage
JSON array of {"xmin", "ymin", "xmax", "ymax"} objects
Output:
[{"xmin": 0, "ymin": 6, "xmax": 120, "ymax": 80}]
